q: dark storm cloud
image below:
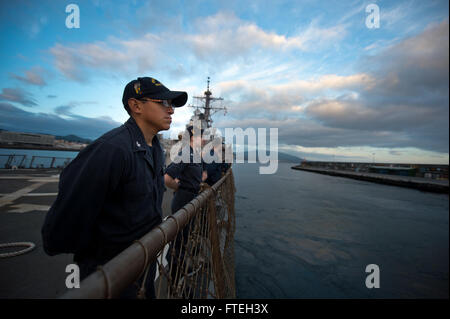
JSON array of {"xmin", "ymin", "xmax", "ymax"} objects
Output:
[
  {"xmin": 0, "ymin": 102, "xmax": 121, "ymax": 140},
  {"xmin": 54, "ymin": 101, "xmax": 99, "ymax": 116},
  {"xmin": 0, "ymin": 87, "xmax": 38, "ymax": 107},
  {"xmin": 303, "ymin": 20, "xmax": 449, "ymax": 153},
  {"xmin": 54, "ymin": 105, "xmax": 74, "ymax": 116},
  {"xmin": 218, "ymin": 20, "xmax": 449, "ymax": 154},
  {"xmin": 363, "ymin": 20, "xmax": 449, "ymax": 98}
]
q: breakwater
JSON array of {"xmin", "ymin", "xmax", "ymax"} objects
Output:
[{"xmin": 292, "ymin": 166, "xmax": 448, "ymax": 194}]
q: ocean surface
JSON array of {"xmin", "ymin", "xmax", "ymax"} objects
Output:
[{"xmin": 232, "ymin": 162, "xmax": 449, "ymax": 298}]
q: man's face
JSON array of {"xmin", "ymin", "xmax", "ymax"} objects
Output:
[{"xmin": 131, "ymin": 98, "xmax": 174, "ymax": 132}]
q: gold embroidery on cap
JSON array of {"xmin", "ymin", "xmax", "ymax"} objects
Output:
[
  {"xmin": 134, "ymin": 82, "xmax": 142, "ymax": 94},
  {"xmin": 151, "ymin": 78, "xmax": 162, "ymax": 86}
]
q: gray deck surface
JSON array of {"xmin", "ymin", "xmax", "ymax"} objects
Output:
[{"xmin": 0, "ymin": 169, "xmax": 174, "ymax": 298}]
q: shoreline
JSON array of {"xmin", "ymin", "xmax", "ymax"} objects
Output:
[
  {"xmin": 291, "ymin": 166, "xmax": 449, "ymax": 194},
  {"xmin": 0, "ymin": 144, "xmax": 83, "ymax": 152}
]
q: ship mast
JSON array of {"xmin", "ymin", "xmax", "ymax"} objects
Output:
[{"xmin": 189, "ymin": 77, "xmax": 227, "ymax": 128}]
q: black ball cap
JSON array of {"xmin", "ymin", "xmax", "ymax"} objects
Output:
[{"xmin": 122, "ymin": 77, "xmax": 188, "ymax": 108}]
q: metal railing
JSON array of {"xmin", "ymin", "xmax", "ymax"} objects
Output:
[
  {"xmin": 0, "ymin": 154, "xmax": 72, "ymax": 169},
  {"xmin": 60, "ymin": 168, "xmax": 236, "ymax": 299}
]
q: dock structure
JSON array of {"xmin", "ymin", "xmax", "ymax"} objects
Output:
[{"xmin": 292, "ymin": 166, "xmax": 449, "ymax": 194}]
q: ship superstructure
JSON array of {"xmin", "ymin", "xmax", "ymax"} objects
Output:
[{"xmin": 187, "ymin": 77, "xmax": 227, "ymax": 133}]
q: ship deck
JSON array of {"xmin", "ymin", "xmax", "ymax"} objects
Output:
[{"xmin": 0, "ymin": 168, "xmax": 174, "ymax": 298}]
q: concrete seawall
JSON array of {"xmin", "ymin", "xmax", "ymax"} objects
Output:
[
  {"xmin": 0, "ymin": 144, "xmax": 83, "ymax": 152},
  {"xmin": 291, "ymin": 166, "xmax": 449, "ymax": 194}
]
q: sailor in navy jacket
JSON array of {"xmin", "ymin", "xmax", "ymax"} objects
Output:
[
  {"xmin": 41, "ymin": 77, "xmax": 187, "ymax": 298},
  {"xmin": 42, "ymin": 116, "xmax": 166, "ymax": 263}
]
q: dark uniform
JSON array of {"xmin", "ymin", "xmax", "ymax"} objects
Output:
[
  {"xmin": 164, "ymin": 146, "xmax": 204, "ymax": 288},
  {"xmin": 204, "ymin": 149, "xmax": 231, "ymax": 186},
  {"xmin": 165, "ymin": 147, "xmax": 203, "ymax": 212},
  {"xmin": 41, "ymin": 116, "xmax": 165, "ymax": 298}
]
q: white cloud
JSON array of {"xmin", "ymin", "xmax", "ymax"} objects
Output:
[
  {"xmin": 187, "ymin": 12, "xmax": 347, "ymax": 62},
  {"xmin": 42, "ymin": 10, "xmax": 448, "ymax": 159},
  {"xmin": 216, "ymin": 73, "xmax": 375, "ymax": 115},
  {"xmin": 50, "ymin": 34, "xmax": 161, "ymax": 81},
  {"xmin": 49, "ymin": 11, "xmax": 348, "ymax": 81}
]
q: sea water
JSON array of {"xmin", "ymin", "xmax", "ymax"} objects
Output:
[{"xmin": 233, "ymin": 162, "xmax": 449, "ymax": 298}]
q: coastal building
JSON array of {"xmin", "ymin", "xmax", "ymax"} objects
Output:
[
  {"xmin": 369, "ymin": 165, "xmax": 416, "ymax": 176},
  {"xmin": 0, "ymin": 131, "xmax": 55, "ymax": 146},
  {"xmin": 54, "ymin": 139, "xmax": 87, "ymax": 150}
]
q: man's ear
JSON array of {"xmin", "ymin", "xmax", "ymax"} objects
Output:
[{"xmin": 128, "ymin": 98, "xmax": 141, "ymax": 115}]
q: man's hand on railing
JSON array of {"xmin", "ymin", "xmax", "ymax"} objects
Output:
[{"xmin": 164, "ymin": 173, "xmax": 180, "ymax": 191}]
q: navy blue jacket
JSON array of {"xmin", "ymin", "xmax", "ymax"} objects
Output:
[
  {"xmin": 204, "ymin": 150, "xmax": 230, "ymax": 186},
  {"xmin": 165, "ymin": 147, "xmax": 203, "ymax": 193},
  {"xmin": 41, "ymin": 117, "xmax": 165, "ymax": 263}
]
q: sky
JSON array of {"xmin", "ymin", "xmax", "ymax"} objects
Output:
[{"xmin": 0, "ymin": 0, "xmax": 448, "ymax": 164}]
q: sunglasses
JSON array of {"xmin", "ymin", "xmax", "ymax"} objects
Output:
[{"xmin": 139, "ymin": 98, "xmax": 174, "ymax": 108}]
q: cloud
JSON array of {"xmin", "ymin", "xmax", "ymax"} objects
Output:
[
  {"xmin": 363, "ymin": 20, "xmax": 449, "ymax": 96},
  {"xmin": 54, "ymin": 101, "xmax": 98, "ymax": 116},
  {"xmin": 10, "ymin": 66, "xmax": 47, "ymax": 86},
  {"xmin": 49, "ymin": 11, "xmax": 347, "ymax": 81},
  {"xmin": 54, "ymin": 105, "xmax": 74, "ymax": 116},
  {"xmin": 381, "ymin": 1, "xmax": 416, "ymax": 30},
  {"xmin": 26, "ymin": 15, "xmax": 48, "ymax": 38},
  {"xmin": 305, "ymin": 98, "xmax": 376, "ymax": 126},
  {"xmin": 0, "ymin": 88, "xmax": 37, "ymax": 107},
  {"xmin": 49, "ymin": 35, "xmax": 161, "ymax": 81},
  {"xmin": 19, "ymin": 9, "xmax": 448, "ymax": 161},
  {"xmin": 217, "ymin": 73, "xmax": 375, "ymax": 114},
  {"xmin": 217, "ymin": 115, "xmax": 446, "ymax": 156},
  {"xmin": 220, "ymin": 73, "xmax": 374, "ymax": 94},
  {"xmin": 0, "ymin": 102, "xmax": 121, "ymax": 140},
  {"xmin": 186, "ymin": 12, "xmax": 347, "ymax": 63},
  {"xmin": 303, "ymin": 97, "xmax": 448, "ymax": 153},
  {"xmin": 272, "ymin": 73, "xmax": 375, "ymax": 94},
  {"xmin": 214, "ymin": 20, "xmax": 449, "ymax": 155},
  {"xmin": 389, "ymin": 150, "xmax": 403, "ymax": 156}
]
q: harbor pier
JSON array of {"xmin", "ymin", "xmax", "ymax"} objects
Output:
[{"xmin": 292, "ymin": 165, "xmax": 449, "ymax": 194}]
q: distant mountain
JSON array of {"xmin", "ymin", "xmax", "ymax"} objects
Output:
[
  {"xmin": 0, "ymin": 128, "xmax": 92, "ymax": 144},
  {"xmin": 236, "ymin": 150, "xmax": 304, "ymax": 163},
  {"xmin": 55, "ymin": 134, "xmax": 93, "ymax": 144},
  {"xmin": 277, "ymin": 152, "xmax": 304, "ymax": 163}
]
